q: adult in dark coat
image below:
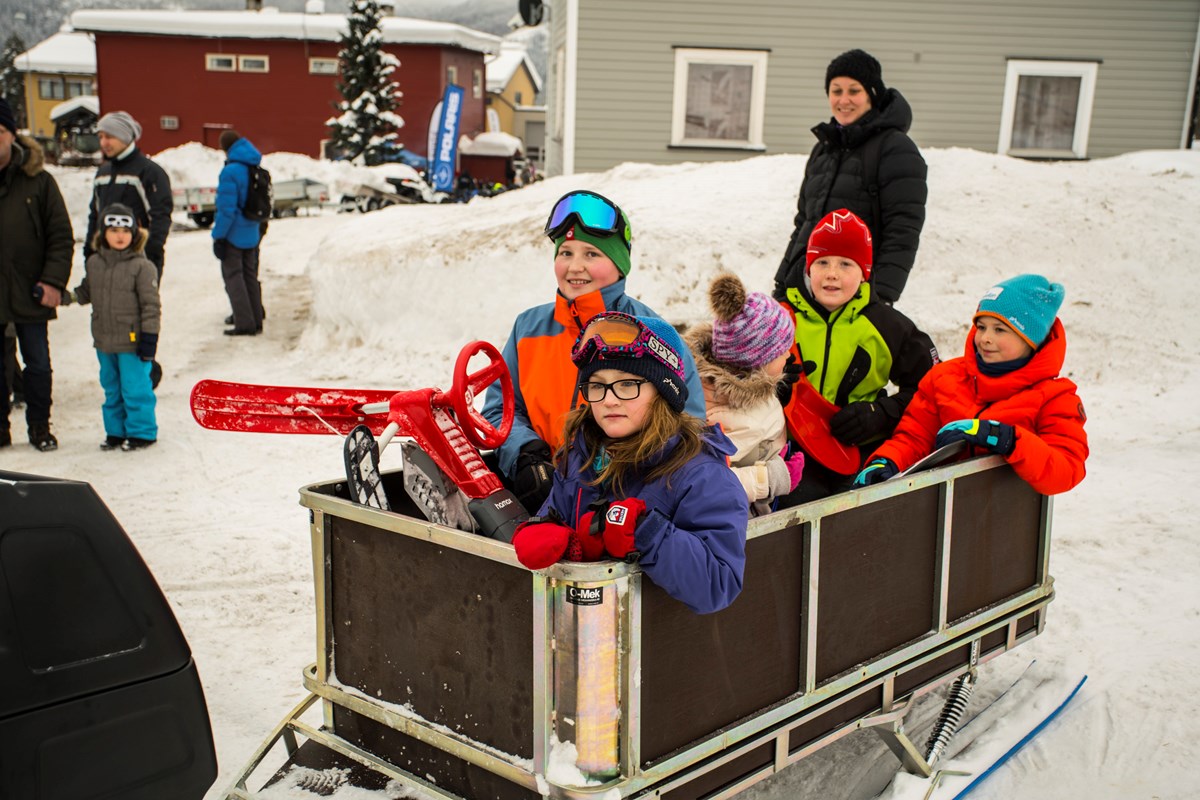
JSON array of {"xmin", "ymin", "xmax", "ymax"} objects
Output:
[
  {"xmin": 84, "ymin": 111, "xmax": 173, "ymax": 279},
  {"xmin": 0, "ymin": 98, "xmax": 75, "ymax": 450},
  {"xmin": 774, "ymin": 49, "xmax": 927, "ymax": 305}
]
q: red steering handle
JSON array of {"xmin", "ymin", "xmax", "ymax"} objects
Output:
[{"xmin": 448, "ymin": 341, "xmax": 513, "ymax": 449}]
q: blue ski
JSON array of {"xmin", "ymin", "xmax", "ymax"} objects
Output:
[{"xmin": 948, "ymin": 674, "xmax": 1088, "ymax": 799}]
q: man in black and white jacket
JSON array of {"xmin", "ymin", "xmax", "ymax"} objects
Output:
[{"xmin": 84, "ymin": 111, "xmax": 173, "ymax": 386}]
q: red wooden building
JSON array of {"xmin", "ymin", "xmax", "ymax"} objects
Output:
[{"xmin": 70, "ymin": 9, "xmax": 499, "ymax": 158}]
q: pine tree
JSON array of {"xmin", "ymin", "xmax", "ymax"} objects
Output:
[
  {"xmin": 1, "ymin": 34, "xmax": 29, "ymax": 129},
  {"xmin": 326, "ymin": 0, "xmax": 404, "ymax": 165}
]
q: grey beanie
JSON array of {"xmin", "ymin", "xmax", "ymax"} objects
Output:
[{"xmin": 97, "ymin": 111, "xmax": 142, "ymax": 144}]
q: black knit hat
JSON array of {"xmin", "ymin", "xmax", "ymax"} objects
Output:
[
  {"xmin": 0, "ymin": 97, "xmax": 17, "ymax": 135},
  {"xmin": 825, "ymin": 49, "xmax": 886, "ymax": 105}
]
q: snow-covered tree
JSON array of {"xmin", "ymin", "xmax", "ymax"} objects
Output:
[
  {"xmin": 1, "ymin": 34, "xmax": 28, "ymax": 128},
  {"xmin": 326, "ymin": 0, "xmax": 404, "ymax": 165}
]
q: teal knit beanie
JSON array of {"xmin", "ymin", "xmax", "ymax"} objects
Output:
[{"xmin": 975, "ymin": 274, "xmax": 1065, "ymax": 349}]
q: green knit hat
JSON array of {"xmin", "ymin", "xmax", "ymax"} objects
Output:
[{"xmin": 553, "ymin": 224, "xmax": 632, "ymax": 276}]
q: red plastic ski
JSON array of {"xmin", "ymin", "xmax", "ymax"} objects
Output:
[
  {"xmin": 190, "ymin": 380, "xmax": 398, "ymax": 435},
  {"xmin": 189, "ymin": 341, "xmax": 516, "ymax": 501}
]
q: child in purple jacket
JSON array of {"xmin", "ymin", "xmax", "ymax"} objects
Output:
[{"xmin": 512, "ymin": 311, "xmax": 748, "ymax": 614}]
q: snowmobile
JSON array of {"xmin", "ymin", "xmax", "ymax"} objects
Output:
[{"xmin": 190, "ymin": 340, "xmax": 1065, "ymax": 800}]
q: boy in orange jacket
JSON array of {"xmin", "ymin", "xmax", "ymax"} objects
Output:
[{"xmin": 855, "ymin": 274, "xmax": 1087, "ymax": 495}]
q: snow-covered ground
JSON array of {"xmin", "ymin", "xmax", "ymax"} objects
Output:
[{"xmin": 7, "ymin": 143, "xmax": 1198, "ymax": 799}]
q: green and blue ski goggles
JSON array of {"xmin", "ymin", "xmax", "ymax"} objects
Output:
[{"xmin": 544, "ymin": 190, "xmax": 632, "ymax": 251}]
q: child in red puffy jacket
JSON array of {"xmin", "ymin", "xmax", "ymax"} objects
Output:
[{"xmin": 855, "ymin": 274, "xmax": 1087, "ymax": 495}]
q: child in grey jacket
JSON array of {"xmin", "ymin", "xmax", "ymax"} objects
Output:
[{"xmin": 66, "ymin": 203, "xmax": 162, "ymax": 450}]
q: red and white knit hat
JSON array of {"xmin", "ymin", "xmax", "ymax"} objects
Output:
[{"xmin": 805, "ymin": 209, "xmax": 873, "ymax": 280}]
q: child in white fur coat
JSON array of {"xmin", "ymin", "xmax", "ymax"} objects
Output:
[{"xmin": 684, "ymin": 273, "xmax": 803, "ymax": 515}]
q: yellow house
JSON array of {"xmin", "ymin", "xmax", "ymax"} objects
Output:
[
  {"xmin": 485, "ymin": 41, "xmax": 545, "ymax": 161},
  {"xmin": 15, "ymin": 31, "xmax": 96, "ymax": 139}
]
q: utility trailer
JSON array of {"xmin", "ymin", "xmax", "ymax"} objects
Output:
[
  {"xmin": 221, "ymin": 452, "xmax": 1053, "ymax": 799},
  {"xmin": 173, "ymin": 178, "xmax": 330, "ymax": 228}
]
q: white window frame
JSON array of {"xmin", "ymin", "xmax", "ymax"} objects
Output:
[
  {"xmin": 238, "ymin": 55, "xmax": 270, "ymax": 73},
  {"xmin": 997, "ymin": 59, "xmax": 1098, "ymax": 159},
  {"xmin": 670, "ymin": 47, "xmax": 768, "ymax": 150},
  {"xmin": 447, "ymin": 65, "xmax": 458, "ymax": 87},
  {"xmin": 160, "ymin": 116, "xmax": 179, "ymax": 130},
  {"xmin": 206, "ymin": 53, "xmax": 236, "ymax": 72},
  {"xmin": 37, "ymin": 78, "xmax": 65, "ymax": 100},
  {"xmin": 472, "ymin": 68, "xmax": 483, "ymax": 99},
  {"xmin": 553, "ymin": 45, "xmax": 565, "ymax": 141},
  {"xmin": 309, "ymin": 57, "xmax": 339, "ymax": 75}
]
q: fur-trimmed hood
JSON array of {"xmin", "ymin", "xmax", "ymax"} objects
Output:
[
  {"xmin": 684, "ymin": 322, "xmax": 783, "ymax": 411},
  {"xmin": 10, "ymin": 134, "xmax": 47, "ymax": 177}
]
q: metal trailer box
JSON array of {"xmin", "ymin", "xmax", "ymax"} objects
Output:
[{"xmin": 227, "ymin": 453, "xmax": 1052, "ymax": 799}]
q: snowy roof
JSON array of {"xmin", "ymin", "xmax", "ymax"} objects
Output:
[
  {"xmin": 460, "ymin": 131, "xmax": 523, "ymax": 157},
  {"xmin": 485, "ymin": 42, "xmax": 542, "ymax": 94},
  {"xmin": 69, "ymin": 9, "xmax": 501, "ymax": 55},
  {"xmin": 14, "ymin": 31, "xmax": 96, "ymax": 75},
  {"xmin": 50, "ymin": 95, "xmax": 99, "ymax": 121}
]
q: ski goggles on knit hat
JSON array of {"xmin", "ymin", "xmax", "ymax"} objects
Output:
[
  {"xmin": 572, "ymin": 312, "xmax": 689, "ymax": 412},
  {"xmin": 544, "ymin": 190, "xmax": 632, "ymax": 252}
]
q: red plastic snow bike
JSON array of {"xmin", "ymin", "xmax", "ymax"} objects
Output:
[{"xmin": 189, "ymin": 340, "xmax": 528, "ymax": 541}]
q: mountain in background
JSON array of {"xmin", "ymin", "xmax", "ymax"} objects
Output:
[{"xmin": 2, "ymin": 0, "xmax": 546, "ymax": 83}]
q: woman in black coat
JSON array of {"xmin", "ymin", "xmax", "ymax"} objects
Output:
[{"xmin": 774, "ymin": 49, "xmax": 927, "ymax": 306}]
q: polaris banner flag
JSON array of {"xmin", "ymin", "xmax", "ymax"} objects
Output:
[{"xmin": 430, "ymin": 85, "xmax": 465, "ymax": 192}]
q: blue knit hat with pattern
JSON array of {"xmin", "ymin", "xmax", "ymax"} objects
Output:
[
  {"xmin": 575, "ymin": 314, "xmax": 689, "ymax": 412},
  {"xmin": 975, "ymin": 274, "xmax": 1065, "ymax": 349}
]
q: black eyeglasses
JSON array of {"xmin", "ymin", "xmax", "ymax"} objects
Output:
[{"xmin": 580, "ymin": 379, "xmax": 647, "ymax": 403}]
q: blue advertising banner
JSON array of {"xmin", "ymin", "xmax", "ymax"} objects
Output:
[{"xmin": 430, "ymin": 85, "xmax": 465, "ymax": 192}]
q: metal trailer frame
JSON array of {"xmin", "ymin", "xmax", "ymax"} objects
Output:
[{"xmin": 224, "ymin": 453, "xmax": 1053, "ymax": 799}]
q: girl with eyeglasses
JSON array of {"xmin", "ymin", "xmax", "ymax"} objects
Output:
[
  {"xmin": 62, "ymin": 202, "xmax": 161, "ymax": 451},
  {"xmin": 481, "ymin": 190, "xmax": 706, "ymax": 514},
  {"xmin": 511, "ymin": 312, "xmax": 747, "ymax": 615}
]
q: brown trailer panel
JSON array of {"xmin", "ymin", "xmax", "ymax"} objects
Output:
[{"xmin": 223, "ymin": 455, "xmax": 1054, "ymax": 799}]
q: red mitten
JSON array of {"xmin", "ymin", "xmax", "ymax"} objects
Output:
[
  {"xmin": 602, "ymin": 498, "xmax": 647, "ymax": 561},
  {"xmin": 573, "ymin": 510, "xmax": 609, "ymax": 562},
  {"xmin": 512, "ymin": 520, "xmax": 573, "ymax": 569}
]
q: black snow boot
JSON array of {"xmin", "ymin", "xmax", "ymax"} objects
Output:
[{"xmin": 28, "ymin": 422, "xmax": 58, "ymax": 452}]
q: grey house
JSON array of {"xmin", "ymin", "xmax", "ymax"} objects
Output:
[{"xmin": 541, "ymin": 0, "xmax": 1200, "ymax": 176}]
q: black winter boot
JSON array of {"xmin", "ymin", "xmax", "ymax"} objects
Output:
[{"xmin": 28, "ymin": 422, "xmax": 57, "ymax": 452}]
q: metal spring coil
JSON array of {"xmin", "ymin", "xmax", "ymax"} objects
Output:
[{"xmin": 923, "ymin": 671, "xmax": 976, "ymax": 766}]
